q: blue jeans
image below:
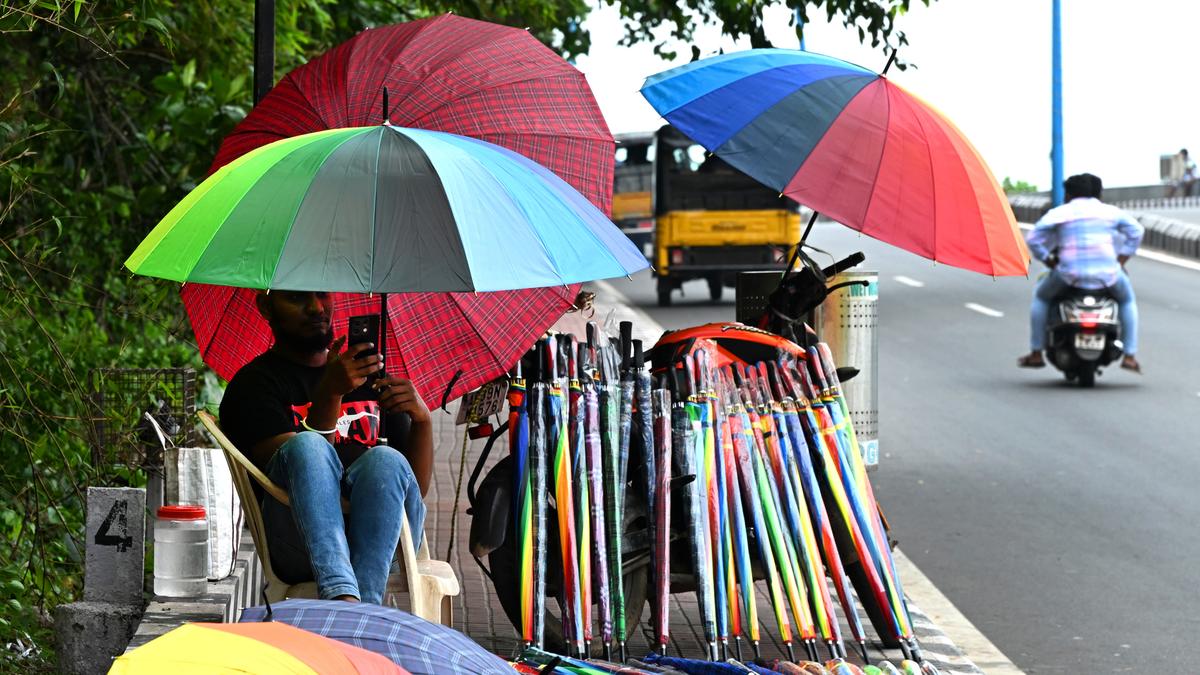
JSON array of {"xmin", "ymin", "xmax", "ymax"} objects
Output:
[
  {"xmin": 262, "ymin": 432, "xmax": 425, "ymax": 604},
  {"xmin": 1030, "ymin": 269, "xmax": 1138, "ymax": 354}
]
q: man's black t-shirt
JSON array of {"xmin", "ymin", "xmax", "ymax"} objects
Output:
[{"xmin": 219, "ymin": 350, "xmax": 410, "ymax": 471}]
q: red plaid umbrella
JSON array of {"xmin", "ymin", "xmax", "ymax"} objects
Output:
[{"xmin": 183, "ymin": 14, "xmax": 613, "ymax": 404}]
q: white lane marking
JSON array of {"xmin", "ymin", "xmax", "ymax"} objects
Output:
[
  {"xmin": 893, "ymin": 275, "xmax": 926, "ymax": 288},
  {"xmin": 965, "ymin": 302, "xmax": 1005, "ymax": 318},
  {"xmin": 1019, "ymin": 222, "xmax": 1200, "ymax": 272}
]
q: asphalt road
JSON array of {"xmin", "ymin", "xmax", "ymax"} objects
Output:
[{"xmin": 605, "ymin": 224, "xmax": 1200, "ymax": 674}]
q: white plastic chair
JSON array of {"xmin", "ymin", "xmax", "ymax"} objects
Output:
[{"xmin": 197, "ymin": 411, "xmax": 459, "ymax": 625}]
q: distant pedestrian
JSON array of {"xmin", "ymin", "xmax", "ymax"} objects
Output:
[{"xmin": 1170, "ymin": 148, "xmax": 1196, "ymax": 197}]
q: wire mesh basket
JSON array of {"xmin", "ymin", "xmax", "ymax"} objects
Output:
[{"xmin": 89, "ymin": 368, "xmax": 197, "ymax": 468}]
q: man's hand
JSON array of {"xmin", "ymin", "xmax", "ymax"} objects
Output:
[
  {"xmin": 317, "ymin": 336, "xmax": 383, "ymax": 397},
  {"xmin": 1118, "ymin": 254, "xmax": 1131, "ymax": 269},
  {"xmin": 373, "ymin": 377, "xmax": 431, "ymax": 423}
]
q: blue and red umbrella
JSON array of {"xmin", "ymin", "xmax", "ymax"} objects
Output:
[{"xmin": 640, "ymin": 49, "xmax": 1028, "ymax": 277}]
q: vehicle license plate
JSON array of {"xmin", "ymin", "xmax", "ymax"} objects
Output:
[{"xmin": 1074, "ymin": 333, "xmax": 1105, "ymax": 351}]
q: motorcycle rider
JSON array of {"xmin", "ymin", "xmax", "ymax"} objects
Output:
[{"xmin": 1018, "ymin": 173, "xmax": 1144, "ymax": 372}]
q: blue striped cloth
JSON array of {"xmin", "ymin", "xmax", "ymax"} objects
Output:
[{"xmin": 239, "ymin": 599, "xmax": 510, "ymax": 674}]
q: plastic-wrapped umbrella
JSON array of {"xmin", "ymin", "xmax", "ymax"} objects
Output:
[
  {"xmin": 692, "ymin": 351, "xmax": 729, "ymax": 658},
  {"xmin": 584, "ymin": 324, "xmax": 612, "ymax": 656},
  {"xmin": 509, "ymin": 368, "xmax": 535, "ymax": 647},
  {"xmin": 720, "ymin": 391, "xmax": 761, "ymax": 660},
  {"xmin": 547, "ymin": 337, "xmax": 585, "ymax": 656},
  {"xmin": 671, "ymin": 363, "xmax": 714, "ymax": 660},
  {"xmin": 783, "ymin": 364, "xmax": 902, "ymax": 651},
  {"xmin": 650, "ymin": 386, "xmax": 673, "ymax": 655},
  {"xmin": 682, "ymin": 355, "xmax": 719, "ymax": 661},
  {"xmin": 615, "ymin": 323, "xmax": 636, "ymax": 661},
  {"xmin": 771, "ymin": 362, "xmax": 869, "ymax": 662},
  {"xmin": 801, "ymin": 359, "xmax": 907, "ymax": 650},
  {"xmin": 721, "ymin": 370, "xmax": 795, "ymax": 661},
  {"xmin": 751, "ymin": 366, "xmax": 841, "ymax": 659},
  {"xmin": 598, "ymin": 335, "xmax": 624, "ymax": 660},
  {"xmin": 631, "ymin": 339, "xmax": 657, "ymax": 651},
  {"xmin": 567, "ymin": 337, "xmax": 593, "ymax": 653},
  {"xmin": 736, "ymin": 370, "xmax": 816, "ymax": 662},
  {"xmin": 808, "ymin": 347, "xmax": 919, "ymax": 661},
  {"xmin": 529, "ymin": 360, "xmax": 551, "ymax": 648}
]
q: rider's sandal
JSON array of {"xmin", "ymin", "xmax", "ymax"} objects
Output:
[
  {"xmin": 1120, "ymin": 356, "xmax": 1142, "ymax": 374},
  {"xmin": 1017, "ymin": 353, "xmax": 1046, "ymax": 369}
]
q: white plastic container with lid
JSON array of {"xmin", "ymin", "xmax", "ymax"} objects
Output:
[{"xmin": 153, "ymin": 504, "xmax": 209, "ymax": 597}]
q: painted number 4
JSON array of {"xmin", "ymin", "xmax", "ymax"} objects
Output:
[{"xmin": 94, "ymin": 499, "xmax": 133, "ymax": 552}]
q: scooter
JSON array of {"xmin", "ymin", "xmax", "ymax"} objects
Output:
[{"xmin": 1044, "ymin": 287, "xmax": 1123, "ymax": 387}]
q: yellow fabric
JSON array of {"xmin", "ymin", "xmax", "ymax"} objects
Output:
[{"xmin": 108, "ymin": 623, "xmax": 319, "ymax": 674}]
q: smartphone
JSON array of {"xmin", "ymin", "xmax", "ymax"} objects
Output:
[{"xmin": 347, "ymin": 314, "xmax": 380, "ymax": 358}]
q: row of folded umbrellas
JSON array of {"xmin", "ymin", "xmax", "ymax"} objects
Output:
[
  {"xmin": 503, "ymin": 322, "xmax": 938, "ymax": 675},
  {"xmin": 110, "ymin": 319, "xmax": 939, "ymax": 675},
  {"xmin": 124, "ymin": 14, "xmax": 1028, "ymax": 409}
]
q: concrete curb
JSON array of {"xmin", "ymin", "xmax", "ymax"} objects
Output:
[{"xmin": 1008, "ymin": 194, "xmax": 1200, "ymax": 261}]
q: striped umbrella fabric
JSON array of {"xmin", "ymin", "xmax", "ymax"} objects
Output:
[
  {"xmin": 240, "ymin": 600, "xmax": 510, "ymax": 675},
  {"xmin": 127, "ymin": 126, "xmax": 645, "ymax": 397},
  {"xmin": 640, "ymin": 49, "xmax": 1029, "ymax": 277},
  {"xmin": 125, "ymin": 126, "xmax": 646, "ymax": 293},
  {"xmin": 109, "ymin": 621, "xmax": 408, "ymax": 673},
  {"xmin": 212, "ymin": 14, "xmax": 613, "ymax": 216}
]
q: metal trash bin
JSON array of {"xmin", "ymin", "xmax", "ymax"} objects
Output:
[{"xmin": 814, "ymin": 271, "xmax": 880, "ymax": 470}]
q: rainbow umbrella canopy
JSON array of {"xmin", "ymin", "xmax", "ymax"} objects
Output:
[
  {"xmin": 640, "ymin": 49, "xmax": 1029, "ymax": 277},
  {"xmin": 109, "ymin": 621, "xmax": 409, "ymax": 673},
  {"xmin": 125, "ymin": 124, "xmax": 646, "ymax": 293}
]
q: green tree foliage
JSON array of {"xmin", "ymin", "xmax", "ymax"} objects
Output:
[
  {"xmin": 1003, "ymin": 177, "xmax": 1039, "ymax": 194},
  {"xmin": 0, "ymin": 0, "xmax": 928, "ymax": 667}
]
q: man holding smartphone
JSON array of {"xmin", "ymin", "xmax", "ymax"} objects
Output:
[{"xmin": 219, "ymin": 290, "xmax": 433, "ymax": 604}]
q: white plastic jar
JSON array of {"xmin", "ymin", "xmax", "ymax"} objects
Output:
[{"xmin": 153, "ymin": 504, "xmax": 209, "ymax": 597}]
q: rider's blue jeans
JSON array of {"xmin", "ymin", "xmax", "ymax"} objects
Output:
[
  {"xmin": 261, "ymin": 432, "xmax": 425, "ymax": 604},
  {"xmin": 1030, "ymin": 269, "xmax": 1138, "ymax": 355}
]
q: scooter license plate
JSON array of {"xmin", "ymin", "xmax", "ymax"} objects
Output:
[{"xmin": 1074, "ymin": 333, "xmax": 1106, "ymax": 351}]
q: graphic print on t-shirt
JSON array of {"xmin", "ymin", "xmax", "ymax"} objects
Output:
[{"xmin": 290, "ymin": 400, "xmax": 380, "ymax": 446}]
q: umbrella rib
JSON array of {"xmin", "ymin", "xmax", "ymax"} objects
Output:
[{"xmin": 369, "ymin": 126, "xmax": 382, "ymax": 290}]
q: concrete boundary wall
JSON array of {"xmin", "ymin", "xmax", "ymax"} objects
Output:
[
  {"xmin": 1009, "ymin": 194, "xmax": 1200, "ymax": 260},
  {"xmin": 123, "ymin": 532, "xmax": 264, "ymax": 652}
]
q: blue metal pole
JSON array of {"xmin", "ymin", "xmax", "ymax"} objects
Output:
[{"xmin": 1051, "ymin": 0, "xmax": 1064, "ymax": 205}]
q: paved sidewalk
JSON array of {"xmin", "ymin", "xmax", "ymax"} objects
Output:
[{"xmin": 423, "ymin": 288, "xmax": 1002, "ymax": 673}]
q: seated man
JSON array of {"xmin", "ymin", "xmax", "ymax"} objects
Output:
[
  {"xmin": 220, "ymin": 290, "xmax": 432, "ymax": 604},
  {"xmin": 1018, "ymin": 173, "xmax": 1144, "ymax": 372}
]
